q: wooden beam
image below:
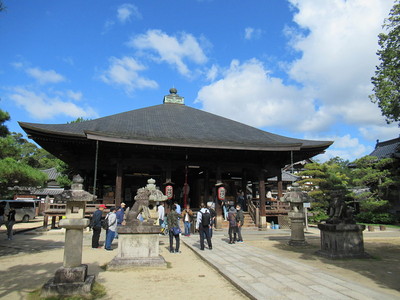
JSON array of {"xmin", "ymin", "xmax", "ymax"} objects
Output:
[{"xmin": 115, "ymin": 162, "xmax": 123, "ymax": 207}]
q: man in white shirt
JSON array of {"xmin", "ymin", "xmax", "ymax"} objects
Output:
[{"xmin": 157, "ymin": 202, "xmax": 165, "ymax": 226}]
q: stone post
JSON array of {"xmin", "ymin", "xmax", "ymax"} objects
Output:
[{"xmin": 42, "ymin": 175, "xmax": 96, "ymax": 297}]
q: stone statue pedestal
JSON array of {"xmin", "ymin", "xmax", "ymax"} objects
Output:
[
  {"xmin": 288, "ymin": 212, "xmax": 307, "ymax": 246},
  {"xmin": 108, "ymin": 222, "xmax": 166, "ymax": 270},
  {"xmin": 317, "ymin": 223, "xmax": 369, "ymax": 259}
]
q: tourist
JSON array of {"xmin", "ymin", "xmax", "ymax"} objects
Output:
[
  {"xmin": 167, "ymin": 204, "xmax": 181, "ymax": 253},
  {"xmin": 157, "ymin": 202, "xmax": 165, "ymax": 227},
  {"xmin": 235, "ymin": 204, "xmax": 244, "ymax": 242},
  {"xmin": 105, "ymin": 207, "xmax": 117, "ymax": 251},
  {"xmin": 207, "ymin": 202, "xmax": 216, "ymax": 238},
  {"xmin": 91, "ymin": 204, "xmax": 105, "ymax": 248},
  {"xmin": 236, "ymin": 189, "xmax": 246, "ymax": 211},
  {"xmin": 228, "ymin": 206, "xmax": 238, "ymax": 244},
  {"xmin": 222, "ymin": 199, "xmax": 228, "ymax": 221},
  {"xmin": 174, "ymin": 201, "xmax": 182, "ymax": 214},
  {"xmin": 196, "ymin": 203, "xmax": 212, "ymax": 250},
  {"xmin": 115, "ymin": 206, "xmax": 124, "ymax": 239},
  {"xmin": 5, "ymin": 207, "xmax": 16, "ymax": 240},
  {"xmin": 181, "ymin": 204, "xmax": 194, "ymax": 236}
]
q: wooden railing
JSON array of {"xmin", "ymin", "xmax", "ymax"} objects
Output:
[
  {"xmin": 247, "ymin": 198, "xmax": 260, "ymax": 227},
  {"xmin": 247, "ymin": 198, "xmax": 290, "ymax": 226}
]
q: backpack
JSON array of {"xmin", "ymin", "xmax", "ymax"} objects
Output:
[
  {"xmin": 101, "ymin": 215, "xmax": 109, "ymax": 230},
  {"xmin": 229, "ymin": 213, "xmax": 237, "ymax": 227},
  {"xmin": 201, "ymin": 210, "xmax": 211, "ymax": 227}
]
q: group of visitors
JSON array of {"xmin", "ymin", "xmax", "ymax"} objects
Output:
[
  {"xmin": 0, "ymin": 202, "xmax": 16, "ymax": 240},
  {"xmin": 159, "ymin": 201, "xmax": 216, "ymax": 253},
  {"xmin": 90, "ymin": 198, "xmax": 245, "ymax": 253},
  {"xmin": 90, "ymin": 202, "xmax": 126, "ymax": 251}
]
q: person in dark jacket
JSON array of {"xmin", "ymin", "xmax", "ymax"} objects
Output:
[
  {"xmin": 167, "ymin": 205, "xmax": 182, "ymax": 253},
  {"xmin": 91, "ymin": 204, "xmax": 105, "ymax": 248},
  {"xmin": 228, "ymin": 206, "xmax": 238, "ymax": 244},
  {"xmin": 235, "ymin": 204, "xmax": 244, "ymax": 242},
  {"xmin": 6, "ymin": 207, "xmax": 16, "ymax": 240},
  {"xmin": 196, "ymin": 203, "xmax": 213, "ymax": 250}
]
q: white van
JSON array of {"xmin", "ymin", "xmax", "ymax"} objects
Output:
[{"xmin": 0, "ymin": 200, "xmax": 36, "ymax": 222}]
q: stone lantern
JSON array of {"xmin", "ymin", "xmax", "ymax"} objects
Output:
[
  {"xmin": 42, "ymin": 175, "xmax": 96, "ymax": 297},
  {"xmin": 281, "ymin": 182, "xmax": 310, "ymax": 246}
]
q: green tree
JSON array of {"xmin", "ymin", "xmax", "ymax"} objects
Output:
[
  {"xmin": 0, "ymin": 110, "xmax": 70, "ymax": 197},
  {"xmin": 0, "ymin": 158, "xmax": 47, "ymax": 198},
  {"xmin": 297, "ymin": 157, "xmax": 351, "ymax": 223},
  {"xmin": 370, "ymin": 0, "xmax": 400, "ymax": 124},
  {"xmin": 351, "ymin": 155, "xmax": 399, "ymax": 224},
  {"xmin": 0, "ymin": 109, "xmax": 10, "ymax": 137}
]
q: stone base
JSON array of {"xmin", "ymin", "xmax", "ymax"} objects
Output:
[
  {"xmin": 108, "ymin": 256, "xmax": 167, "ymax": 270},
  {"xmin": 317, "ymin": 223, "xmax": 370, "ymax": 259},
  {"xmin": 108, "ymin": 232, "xmax": 166, "ymax": 270},
  {"xmin": 54, "ymin": 265, "xmax": 88, "ymax": 283},
  {"xmin": 289, "ymin": 216, "xmax": 306, "ymax": 246},
  {"xmin": 288, "ymin": 240, "xmax": 308, "ymax": 246},
  {"xmin": 41, "ymin": 275, "xmax": 95, "ymax": 297}
]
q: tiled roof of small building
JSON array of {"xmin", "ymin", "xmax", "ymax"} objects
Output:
[
  {"xmin": 369, "ymin": 137, "xmax": 400, "ymax": 159},
  {"xmin": 41, "ymin": 167, "xmax": 61, "ymax": 181},
  {"xmin": 268, "ymin": 171, "xmax": 300, "ymax": 182}
]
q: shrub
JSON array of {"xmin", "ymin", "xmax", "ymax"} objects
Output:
[{"xmin": 356, "ymin": 212, "xmax": 396, "ymax": 224}]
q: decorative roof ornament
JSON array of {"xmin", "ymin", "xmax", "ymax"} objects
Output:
[{"xmin": 163, "ymin": 88, "xmax": 184, "ymax": 105}]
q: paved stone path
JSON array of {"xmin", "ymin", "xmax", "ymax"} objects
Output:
[{"xmin": 182, "ymin": 232, "xmax": 398, "ymax": 300}]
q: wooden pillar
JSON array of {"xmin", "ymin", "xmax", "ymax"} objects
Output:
[
  {"xmin": 204, "ymin": 170, "xmax": 209, "ymax": 204},
  {"xmin": 259, "ymin": 169, "xmax": 267, "ymax": 229},
  {"xmin": 51, "ymin": 216, "xmax": 57, "ymax": 229},
  {"xmin": 165, "ymin": 167, "xmax": 172, "ymax": 184},
  {"xmin": 277, "ymin": 172, "xmax": 283, "ymax": 200},
  {"xmin": 43, "ymin": 214, "xmax": 49, "ymax": 230},
  {"xmin": 115, "ymin": 161, "xmax": 123, "ymax": 207},
  {"xmin": 241, "ymin": 169, "xmax": 248, "ymax": 211},
  {"xmin": 215, "ymin": 165, "xmax": 223, "ymax": 230}
]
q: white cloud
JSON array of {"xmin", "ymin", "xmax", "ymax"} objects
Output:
[
  {"xmin": 206, "ymin": 64, "xmax": 219, "ymax": 81},
  {"xmin": 66, "ymin": 90, "xmax": 83, "ymax": 101},
  {"xmin": 117, "ymin": 3, "xmax": 141, "ymax": 23},
  {"xmin": 197, "ymin": 0, "xmax": 395, "ymax": 155},
  {"xmin": 129, "ymin": 29, "xmax": 208, "ymax": 77},
  {"xmin": 244, "ymin": 27, "xmax": 263, "ymax": 40},
  {"xmin": 100, "ymin": 56, "xmax": 158, "ymax": 93},
  {"xmin": 196, "ymin": 59, "xmax": 333, "ymax": 132},
  {"xmin": 308, "ymin": 134, "xmax": 371, "ymax": 162},
  {"xmin": 359, "ymin": 124, "xmax": 400, "ymax": 142},
  {"xmin": 9, "ymin": 87, "xmax": 97, "ymax": 120},
  {"xmin": 287, "ymin": 0, "xmax": 394, "ymax": 125},
  {"xmin": 25, "ymin": 67, "xmax": 65, "ymax": 85}
]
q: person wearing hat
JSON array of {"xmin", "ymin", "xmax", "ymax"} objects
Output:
[{"xmin": 91, "ymin": 204, "xmax": 105, "ymax": 248}]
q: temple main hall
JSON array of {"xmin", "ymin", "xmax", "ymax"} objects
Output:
[{"xmin": 19, "ymin": 88, "xmax": 332, "ymax": 218}]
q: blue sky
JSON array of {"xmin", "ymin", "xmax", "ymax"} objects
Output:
[{"xmin": 1, "ymin": 0, "xmax": 398, "ymax": 162}]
